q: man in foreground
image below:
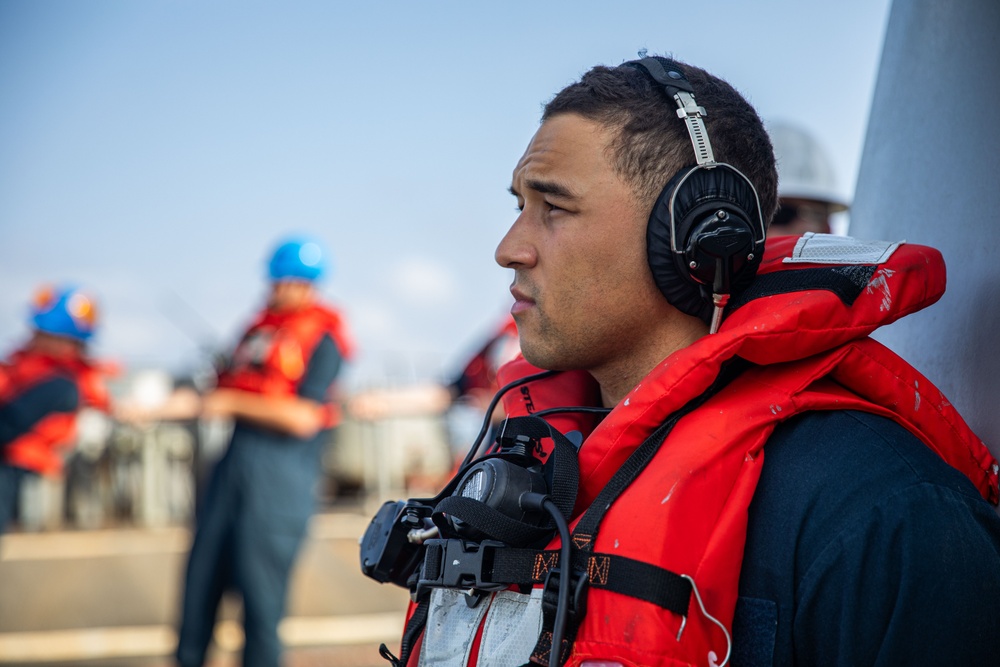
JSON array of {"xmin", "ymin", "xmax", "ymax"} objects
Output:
[{"xmin": 382, "ymin": 56, "xmax": 1000, "ymax": 667}]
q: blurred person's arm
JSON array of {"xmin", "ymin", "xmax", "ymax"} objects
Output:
[
  {"xmin": 0, "ymin": 376, "xmax": 79, "ymax": 444},
  {"xmin": 114, "ymin": 386, "xmax": 202, "ymax": 424},
  {"xmin": 206, "ymin": 333, "xmax": 346, "ymax": 439},
  {"xmin": 201, "ymin": 388, "xmax": 325, "ymax": 439}
]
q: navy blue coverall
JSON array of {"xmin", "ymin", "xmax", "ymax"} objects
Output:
[{"xmin": 176, "ymin": 334, "xmax": 342, "ymax": 667}]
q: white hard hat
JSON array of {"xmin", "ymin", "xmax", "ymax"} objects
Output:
[{"xmin": 768, "ymin": 121, "xmax": 850, "ymax": 212}]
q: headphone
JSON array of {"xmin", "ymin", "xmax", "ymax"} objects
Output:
[{"xmin": 623, "ymin": 57, "xmax": 766, "ymax": 333}]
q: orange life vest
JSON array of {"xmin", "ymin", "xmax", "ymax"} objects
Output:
[
  {"xmin": 453, "ymin": 315, "xmax": 521, "ymax": 399},
  {"xmin": 216, "ymin": 301, "xmax": 354, "ymax": 428},
  {"xmin": 0, "ymin": 348, "xmax": 110, "ymax": 476},
  {"xmin": 403, "ymin": 236, "xmax": 998, "ymax": 667}
]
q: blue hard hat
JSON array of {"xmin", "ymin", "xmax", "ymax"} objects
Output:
[
  {"xmin": 30, "ymin": 285, "xmax": 98, "ymax": 342},
  {"xmin": 267, "ymin": 236, "xmax": 328, "ymax": 282}
]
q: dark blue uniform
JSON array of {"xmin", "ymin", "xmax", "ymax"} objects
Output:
[
  {"xmin": 0, "ymin": 375, "xmax": 80, "ymax": 533},
  {"xmin": 734, "ymin": 410, "xmax": 1000, "ymax": 666},
  {"xmin": 176, "ymin": 335, "xmax": 343, "ymax": 667}
]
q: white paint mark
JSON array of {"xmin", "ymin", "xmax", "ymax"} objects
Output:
[
  {"xmin": 769, "ymin": 404, "xmax": 782, "ymax": 415},
  {"xmin": 661, "ymin": 481, "xmax": 679, "ymax": 504},
  {"xmin": 614, "ymin": 539, "xmax": 619, "ymax": 549},
  {"xmin": 866, "ymin": 267, "xmax": 896, "ymax": 312},
  {"xmin": 624, "ymin": 397, "xmax": 630, "ymax": 407},
  {"xmin": 914, "ymin": 380, "xmax": 921, "ymax": 411}
]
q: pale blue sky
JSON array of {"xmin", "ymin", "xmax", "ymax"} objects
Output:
[{"xmin": 0, "ymin": 0, "xmax": 892, "ymax": 388}]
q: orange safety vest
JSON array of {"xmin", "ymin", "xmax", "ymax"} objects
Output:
[
  {"xmin": 453, "ymin": 315, "xmax": 521, "ymax": 399},
  {"xmin": 217, "ymin": 301, "xmax": 354, "ymax": 428},
  {"xmin": 402, "ymin": 236, "xmax": 998, "ymax": 667},
  {"xmin": 0, "ymin": 348, "xmax": 110, "ymax": 476}
]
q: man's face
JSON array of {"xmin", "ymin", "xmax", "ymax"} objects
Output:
[
  {"xmin": 496, "ymin": 113, "xmax": 677, "ymax": 377},
  {"xmin": 767, "ymin": 197, "xmax": 832, "ymax": 237},
  {"xmin": 268, "ymin": 280, "xmax": 314, "ymax": 312}
]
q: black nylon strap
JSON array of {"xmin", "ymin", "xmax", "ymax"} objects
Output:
[
  {"xmin": 622, "ymin": 57, "xmax": 694, "ymax": 97},
  {"xmin": 395, "ymin": 598, "xmax": 429, "ymax": 667},
  {"xmin": 499, "ymin": 414, "xmax": 560, "ymax": 440},
  {"xmin": 531, "ymin": 627, "xmax": 575, "ymax": 667},
  {"xmin": 434, "ymin": 495, "xmax": 554, "ymax": 546},
  {"xmin": 571, "ymin": 417, "xmax": 679, "ymax": 542},
  {"xmin": 542, "ymin": 423, "xmax": 580, "ymax": 520},
  {"xmin": 728, "ymin": 264, "xmax": 877, "ymax": 313},
  {"xmin": 489, "ymin": 547, "xmax": 691, "ymax": 617},
  {"xmin": 422, "ymin": 541, "xmax": 443, "ymax": 581},
  {"xmin": 500, "ymin": 416, "xmax": 581, "ymax": 519},
  {"xmin": 572, "ymin": 358, "xmax": 748, "ymax": 548},
  {"xmin": 378, "ymin": 643, "xmax": 401, "ymax": 666}
]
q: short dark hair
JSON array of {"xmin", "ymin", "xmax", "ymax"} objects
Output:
[{"xmin": 542, "ymin": 57, "xmax": 779, "ymax": 226}]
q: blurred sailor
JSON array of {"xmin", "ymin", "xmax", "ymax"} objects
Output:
[
  {"xmin": 0, "ymin": 285, "xmax": 111, "ymax": 534},
  {"xmin": 176, "ymin": 235, "xmax": 354, "ymax": 667},
  {"xmin": 449, "ymin": 314, "xmax": 520, "ymax": 408},
  {"xmin": 767, "ymin": 121, "xmax": 850, "ymax": 236}
]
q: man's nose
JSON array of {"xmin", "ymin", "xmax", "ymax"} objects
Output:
[{"xmin": 495, "ymin": 214, "xmax": 536, "ymax": 269}]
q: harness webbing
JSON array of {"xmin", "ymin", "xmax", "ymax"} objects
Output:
[
  {"xmin": 727, "ymin": 264, "xmax": 877, "ymax": 312},
  {"xmin": 525, "ymin": 359, "xmax": 747, "ymax": 666},
  {"xmin": 384, "ymin": 596, "xmax": 430, "ymax": 667},
  {"xmin": 489, "ymin": 547, "xmax": 692, "ymax": 616},
  {"xmin": 570, "ymin": 415, "xmax": 679, "ymax": 545},
  {"xmin": 401, "ymin": 361, "xmax": 748, "ymax": 666}
]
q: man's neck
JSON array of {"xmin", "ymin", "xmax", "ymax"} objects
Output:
[{"xmin": 592, "ymin": 314, "xmax": 708, "ymax": 407}]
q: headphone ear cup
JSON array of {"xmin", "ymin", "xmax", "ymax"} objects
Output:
[
  {"xmin": 646, "ymin": 164, "xmax": 765, "ymax": 323},
  {"xmin": 647, "ymin": 167, "xmax": 710, "ymax": 321}
]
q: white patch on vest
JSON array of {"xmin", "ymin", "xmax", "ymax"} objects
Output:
[
  {"xmin": 662, "ymin": 481, "xmax": 679, "ymax": 504},
  {"xmin": 783, "ymin": 233, "xmax": 903, "ymax": 265},
  {"xmin": 624, "ymin": 397, "xmax": 630, "ymax": 406},
  {"xmin": 477, "ymin": 588, "xmax": 543, "ymax": 667},
  {"xmin": 866, "ymin": 268, "xmax": 896, "ymax": 312},
  {"xmin": 914, "ymin": 380, "xmax": 921, "ymax": 411},
  {"xmin": 769, "ymin": 404, "xmax": 782, "ymax": 415},
  {"xmin": 418, "ymin": 589, "xmax": 491, "ymax": 667},
  {"xmin": 708, "ymin": 649, "xmax": 722, "ymax": 667}
]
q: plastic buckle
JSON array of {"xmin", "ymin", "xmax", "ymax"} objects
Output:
[
  {"xmin": 541, "ymin": 567, "xmax": 589, "ymax": 621},
  {"xmin": 416, "ymin": 538, "xmax": 506, "ymax": 597}
]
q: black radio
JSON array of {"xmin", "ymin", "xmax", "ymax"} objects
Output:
[
  {"xmin": 359, "ymin": 499, "xmax": 435, "ymax": 588},
  {"xmin": 358, "ymin": 429, "xmax": 555, "ymax": 591},
  {"xmin": 358, "ymin": 370, "xmax": 595, "ymax": 600}
]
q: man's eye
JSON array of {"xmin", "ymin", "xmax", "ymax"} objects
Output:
[{"xmin": 545, "ymin": 201, "xmax": 563, "ymax": 212}]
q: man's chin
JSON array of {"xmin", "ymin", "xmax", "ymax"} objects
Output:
[{"xmin": 520, "ymin": 345, "xmax": 575, "ymax": 373}]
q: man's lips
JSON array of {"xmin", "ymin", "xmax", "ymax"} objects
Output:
[{"xmin": 509, "ymin": 285, "xmax": 535, "ymax": 315}]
